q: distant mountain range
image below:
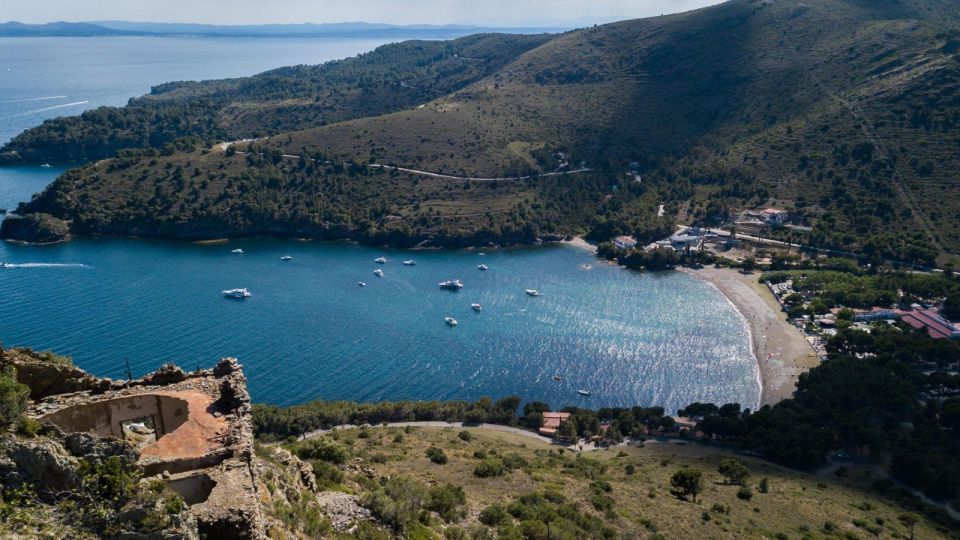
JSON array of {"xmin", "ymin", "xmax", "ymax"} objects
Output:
[{"xmin": 0, "ymin": 20, "xmax": 565, "ymax": 38}]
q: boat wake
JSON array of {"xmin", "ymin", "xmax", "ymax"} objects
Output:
[
  {"xmin": 1, "ymin": 263, "xmax": 90, "ymax": 269},
  {"xmin": 0, "ymin": 95, "xmax": 68, "ymax": 104}
]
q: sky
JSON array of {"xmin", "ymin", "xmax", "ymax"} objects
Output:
[{"xmin": 5, "ymin": 0, "xmax": 725, "ymax": 27}]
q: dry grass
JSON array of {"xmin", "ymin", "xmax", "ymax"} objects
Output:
[{"xmin": 296, "ymin": 426, "xmax": 957, "ymax": 539}]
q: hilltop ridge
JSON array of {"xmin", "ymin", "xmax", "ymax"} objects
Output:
[{"xmin": 3, "ymin": 0, "xmax": 960, "ymax": 262}]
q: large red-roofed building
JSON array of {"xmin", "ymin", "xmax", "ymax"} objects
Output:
[{"xmin": 900, "ymin": 308, "xmax": 960, "ymax": 340}]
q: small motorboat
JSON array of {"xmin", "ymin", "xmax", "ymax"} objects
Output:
[
  {"xmin": 0, "ymin": 262, "xmax": 9, "ymax": 268},
  {"xmin": 439, "ymin": 279, "xmax": 464, "ymax": 290},
  {"xmin": 374, "ymin": 257, "xmax": 387, "ymax": 264},
  {"xmin": 281, "ymin": 255, "xmax": 293, "ymax": 261},
  {"xmin": 478, "ymin": 252, "xmax": 486, "ymax": 256},
  {"xmin": 403, "ymin": 260, "xmax": 416, "ymax": 266},
  {"xmin": 477, "ymin": 264, "xmax": 488, "ymax": 271},
  {"xmin": 223, "ymin": 288, "xmax": 251, "ymax": 299},
  {"xmin": 553, "ymin": 375, "xmax": 562, "ymax": 381},
  {"xmin": 445, "ymin": 317, "xmax": 458, "ymax": 327},
  {"xmin": 357, "ymin": 281, "xmax": 367, "ymax": 287},
  {"xmin": 40, "ymin": 163, "xmax": 51, "ymax": 168},
  {"xmin": 374, "ymin": 269, "xmax": 384, "ymax": 277},
  {"xmin": 231, "ymin": 248, "xmax": 244, "ymax": 254},
  {"xmin": 525, "ymin": 289, "xmax": 540, "ymax": 297},
  {"xmin": 471, "ymin": 303, "xmax": 482, "ymax": 312},
  {"xmin": 582, "ymin": 264, "xmax": 592, "ymax": 270},
  {"xmin": 577, "ymin": 389, "xmax": 591, "ymax": 396}
]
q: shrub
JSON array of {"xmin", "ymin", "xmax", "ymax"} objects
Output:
[
  {"xmin": 737, "ymin": 485, "xmax": 753, "ymax": 501},
  {"xmin": 625, "ymin": 464, "xmax": 636, "ymax": 475},
  {"xmin": 425, "ymin": 484, "xmax": 466, "ymax": 522},
  {"xmin": 589, "ymin": 493, "xmax": 615, "ymax": 514},
  {"xmin": 718, "ymin": 458, "xmax": 750, "ymax": 485},
  {"xmin": 479, "ymin": 504, "xmax": 509, "ymax": 526},
  {"xmin": 0, "ymin": 366, "xmax": 29, "ymax": 428},
  {"xmin": 426, "ymin": 447, "xmax": 448, "ymax": 465},
  {"xmin": 473, "ymin": 450, "xmax": 487, "ymax": 459},
  {"xmin": 458, "ymin": 430, "xmax": 473, "ymax": 442},
  {"xmin": 392, "ymin": 433, "xmax": 404, "ymax": 443},
  {"xmin": 360, "ymin": 476, "xmax": 428, "ymax": 533},
  {"xmin": 296, "ymin": 438, "xmax": 349, "ymax": 464},
  {"xmin": 501, "ymin": 453, "xmax": 528, "ymax": 471},
  {"xmin": 16, "ymin": 416, "xmax": 41, "ymax": 437},
  {"xmin": 312, "ymin": 460, "xmax": 344, "ymax": 488},
  {"xmin": 758, "ymin": 477, "xmax": 769, "ymax": 493},
  {"xmin": 669, "ymin": 467, "xmax": 703, "ymax": 502},
  {"xmin": 474, "ymin": 459, "xmax": 506, "ymax": 478}
]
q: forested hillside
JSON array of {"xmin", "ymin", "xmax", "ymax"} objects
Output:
[
  {"xmin": 4, "ymin": 0, "xmax": 960, "ymax": 261},
  {"xmin": 0, "ymin": 32, "xmax": 553, "ymax": 164}
]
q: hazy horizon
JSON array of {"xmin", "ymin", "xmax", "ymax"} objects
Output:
[{"xmin": 4, "ymin": 0, "xmax": 725, "ymax": 28}]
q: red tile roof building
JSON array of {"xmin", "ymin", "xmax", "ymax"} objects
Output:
[
  {"xmin": 538, "ymin": 411, "xmax": 571, "ymax": 437},
  {"xmin": 899, "ymin": 308, "xmax": 960, "ymax": 340}
]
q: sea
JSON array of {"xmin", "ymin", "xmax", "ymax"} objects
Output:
[{"xmin": 0, "ymin": 36, "xmax": 761, "ymax": 412}]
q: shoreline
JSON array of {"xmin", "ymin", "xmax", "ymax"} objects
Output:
[{"xmin": 680, "ymin": 266, "xmax": 818, "ymax": 407}]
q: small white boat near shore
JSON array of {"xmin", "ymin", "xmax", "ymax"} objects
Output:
[
  {"xmin": 358, "ymin": 281, "xmax": 367, "ymax": 287},
  {"xmin": 374, "ymin": 257, "xmax": 387, "ymax": 264},
  {"xmin": 40, "ymin": 163, "xmax": 51, "ymax": 168},
  {"xmin": 231, "ymin": 248, "xmax": 244, "ymax": 254},
  {"xmin": 577, "ymin": 389, "xmax": 591, "ymax": 396},
  {"xmin": 403, "ymin": 260, "xmax": 416, "ymax": 266},
  {"xmin": 439, "ymin": 279, "xmax": 464, "ymax": 290},
  {"xmin": 471, "ymin": 303, "xmax": 482, "ymax": 312},
  {"xmin": 223, "ymin": 288, "xmax": 251, "ymax": 299},
  {"xmin": 281, "ymin": 255, "xmax": 293, "ymax": 261},
  {"xmin": 374, "ymin": 269, "xmax": 384, "ymax": 277},
  {"xmin": 477, "ymin": 264, "xmax": 488, "ymax": 271},
  {"xmin": 525, "ymin": 289, "xmax": 540, "ymax": 297},
  {"xmin": 445, "ymin": 317, "xmax": 458, "ymax": 327}
]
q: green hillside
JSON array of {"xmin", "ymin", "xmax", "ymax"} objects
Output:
[
  {"xmin": 4, "ymin": 0, "xmax": 960, "ymax": 261},
  {"xmin": 0, "ymin": 32, "xmax": 553, "ymax": 164}
]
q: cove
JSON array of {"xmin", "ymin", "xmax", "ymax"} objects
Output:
[{"xmin": 0, "ymin": 237, "xmax": 760, "ymax": 413}]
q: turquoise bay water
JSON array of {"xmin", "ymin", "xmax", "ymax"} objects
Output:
[
  {"xmin": 0, "ymin": 36, "xmax": 759, "ymax": 412},
  {"xmin": 0, "ymin": 239, "xmax": 759, "ymax": 411}
]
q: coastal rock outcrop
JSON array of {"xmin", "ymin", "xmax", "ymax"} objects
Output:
[
  {"xmin": 0, "ymin": 212, "xmax": 70, "ymax": 244},
  {"xmin": 1, "ymin": 348, "xmax": 112, "ymax": 399}
]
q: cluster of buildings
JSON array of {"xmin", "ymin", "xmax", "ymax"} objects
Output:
[{"xmin": 766, "ymin": 279, "xmax": 960, "ymax": 353}]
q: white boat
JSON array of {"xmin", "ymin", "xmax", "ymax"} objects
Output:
[
  {"xmin": 582, "ymin": 264, "xmax": 592, "ymax": 269},
  {"xmin": 403, "ymin": 260, "xmax": 416, "ymax": 266},
  {"xmin": 445, "ymin": 317, "xmax": 458, "ymax": 327},
  {"xmin": 358, "ymin": 281, "xmax": 367, "ymax": 287},
  {"xmin": 374, "ymin": 257, "xmax": 387, "ymax": 264},
  {"xmin": 439, "ymin": 279, "xmax": 464, "ymax": 290},
  {"xmin": 0, "ymin": 262, "xmax": 9, "ymax": 268},
  {"xmin": 222, "ymin": 288, "xmax": 251, "ymax": 299},
  {"xmin": 374, "ymin": 269, "xmax": 384, "ymax": 277},
  {"xmin": 40, "ymin": 163, "xmax": 51, "ymax": 168},
  {"xmin": 525, "ymin": 289, "xmax": 540, "ymax": 297},
  {"xmin": 231, "ymin": 248, "xmax": 244, "ymax": 254},
  {"xmin": 477, "ymin": 264, "xmax": 488, "ymax": 271},
  {"xmin": 577, "ymin": 389, "xmax": 591, "ymax": 396},
  {"xmin": 471, "ymin": 303, "xmax": 482, "ymax": 312},
  {"xmin": 281, "ymin": 255, "xmax": 293, "ymax": 261}
]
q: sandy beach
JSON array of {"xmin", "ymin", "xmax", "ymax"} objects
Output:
[{"xmin": 681, "ymin": 266, "xmax": 818, "ymax": 407}]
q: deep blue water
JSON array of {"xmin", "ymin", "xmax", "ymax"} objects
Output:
[
  {"xmin": 0, "ymin": 239, "xmax": 759, "ymax": 411},
  {"xmin": 0, "ymin": 36, "xmax": 398, "ymax": 210},
  {"xmin": 0, "ymin": 36, "xmax": 760, "ymax": 412}
]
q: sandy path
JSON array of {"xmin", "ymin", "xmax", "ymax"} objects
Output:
[{"xmin": 681, "ymin": 266, "xmax": 817, "ymax": 406}]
